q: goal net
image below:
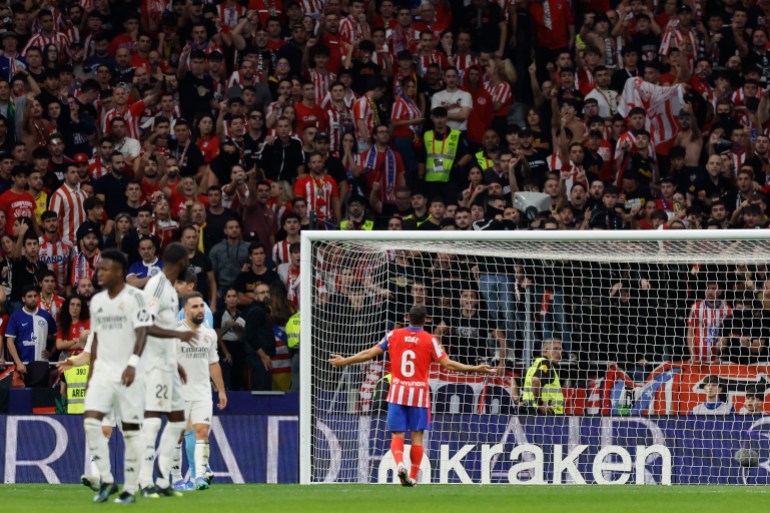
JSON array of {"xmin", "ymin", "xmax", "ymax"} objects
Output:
[{"xmin": 300, "ymin": 231, "xmax": 770, "ymax": 485}]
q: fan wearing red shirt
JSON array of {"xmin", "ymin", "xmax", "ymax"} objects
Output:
[
  {"xmin": 329, "ymin": 305, "xmax": 495, "ymax": 486},
  {"xmin": 294, "ymin": 81, "xmax": 326, "ymax": 135},
  {"xmin": 0, "ymin": 167, "xmax": 36, "ymax": 233}
]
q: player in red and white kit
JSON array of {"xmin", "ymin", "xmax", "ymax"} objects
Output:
[{"xmin": 330, "ymin": 305, "xmax": 494, "ymax": 486}]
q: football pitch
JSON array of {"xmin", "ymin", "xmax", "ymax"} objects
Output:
[{"xmin": 0, "ymin": 485, "xmax": 768, "ymax": 513}]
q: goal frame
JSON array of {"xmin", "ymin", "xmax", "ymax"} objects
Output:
[{"xmin": 299, "ymin": 229, "xmax": 770, "ymax": 485}]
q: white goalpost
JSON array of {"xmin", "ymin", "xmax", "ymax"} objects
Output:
[{"xmin": 300, "ymin": 230, "xmax": 770, "ymax": 485}]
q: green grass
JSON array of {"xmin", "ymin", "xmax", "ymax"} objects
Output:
[{"xmin": 0, "ymin": 484, "xmax": 768, "ymax": 513}]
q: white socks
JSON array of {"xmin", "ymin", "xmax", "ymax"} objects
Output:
[
  {"xmin": 194, "ymin": 440, "xmax": 210, "ymax": 477},
  {"xmin": 121, "ymin": 429, "xmax": 142, "ymax": 495},
  {"xmin": 138, "ymin": 417, "xmax": 162, "ymax": 489},
  {"xmin": 169, "ymin": 442, "xmax": 183, "ymax": 483},
  {"xmin": 84, "ymin": 418, "xmax": 113, "ymax": 484},
  {"xmin": 156, "ymin": 421, "xmax": 186, "ymax": 489}
]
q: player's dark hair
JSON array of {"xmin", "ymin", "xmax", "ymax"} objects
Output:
[
  {"xmin": 163, "ymin": 242, "xmax": 188, "ymax": 265},
  {"xmin": 408, "ymin": 304, "xmax": 427, "ymax": 327},
  {"xmin": 101, "ymin": 248, "xmax": 128, "ymax": 274},
  {"xmin": 181, "ymin": 291, "xmax": 204, "ymax": 308}
]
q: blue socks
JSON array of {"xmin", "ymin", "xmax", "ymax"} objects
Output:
[{"xmin": 184, "ymin": 430, "xmax": 196, "ymax": 479}]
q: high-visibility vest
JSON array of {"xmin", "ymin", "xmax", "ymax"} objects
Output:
[
  {"xmin": 64, "ymin": 364, "xmax": 89, "ymax": 414},
  {"xmin": 475, "ymin": 150, "xmax": 494, "ymax": 170},
  {"xmin": 286, "ymin": 311, "xmax": 300, "ymax": 349},
  {"xmin": 521, "ymin": 357, "xmax": 564, "ymax": 414},
  {"xmin": 424, "ymin": 129, "xmax": 460, "ymax": 183},
  {"xmin": 340, "ymin": 219, "xmax": 374, "ymax": 230}
]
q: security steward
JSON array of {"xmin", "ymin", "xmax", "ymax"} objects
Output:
[
  {"xmin": 286, "ymin": 310, "xmax": 300, "ymax": 392},
  {"xmin": 521, "ymin": 339, "xmax": 565, "ymax": 414},
  {"xmin": 417, "ymin": 106, "xmax": 472, "ymax": 203}
]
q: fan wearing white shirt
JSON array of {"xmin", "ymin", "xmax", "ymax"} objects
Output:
[
  {"xmin": 584, "ymin": 66, "xmax": 618, "ymax": 119},
  {"xmin": 692, "ymin": 376, "xmax": 735, "ymax": 415},
  {"xmin": 430, "ymin": 67, "xmax": 472, "ymax": 131}
]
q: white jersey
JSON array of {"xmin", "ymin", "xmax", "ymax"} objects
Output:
[
  {"xmin": 89, "ymin": 285, "xmax": 153, "ymax": 378},
  {"xmin": 691, "ymin": 401, "xmax": 734, "ymax": 415},
  {"xmin": 176, "ymin": 321, "xmax": 218, "ymax": 400},
  {"xmin": 143, "ymin": 272, "xmax": 180, "ymax": 371}
]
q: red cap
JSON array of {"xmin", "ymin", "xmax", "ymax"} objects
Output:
[{"xmin": 73, "ymin": 153, "xmax": 89, "ymax": 163}]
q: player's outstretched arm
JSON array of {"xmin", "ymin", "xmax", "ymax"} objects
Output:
[
  {"xmin": 147, "ymin": 325, "xmax": 195, "ymax": 342},
  {"xmin": 329, "ymin": 344, "xmax": 384, "ymax": 367},
  {"xmin": 439, "ymin": 357, "xmax": 497, "ymax": 374}
]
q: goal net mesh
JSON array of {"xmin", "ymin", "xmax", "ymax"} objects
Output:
[{"xmin": 304, "ymin": 234, "xmax": 770, "ymax": 485}]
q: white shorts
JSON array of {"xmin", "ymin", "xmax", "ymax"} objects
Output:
[
  {"xmin": 185, "ymin": 399, "xmax": 213, "ymax": 425},
  {"xmin": 144, "ymin": 367, "xmax": 185, "ymax": 413},
  {"xmin": 84, "ymin": 371, "xmax": 144, "ymax": 425}
]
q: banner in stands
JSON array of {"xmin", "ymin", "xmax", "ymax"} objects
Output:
[
  {"xmin": 0, "ymin": 415, "xmax": 299, "ymax": 484},
  {"xmin": 313, "ymin": 415, "xmax": 770, "ymax": 485}
]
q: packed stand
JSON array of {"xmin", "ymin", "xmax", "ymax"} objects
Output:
[{"xmin": 0, "ymin": 0, "xmax": 766, "ymax": 396}]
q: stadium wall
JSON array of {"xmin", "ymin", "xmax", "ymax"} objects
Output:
[{"xmin": 3, "ymin": 413, "xmax": 770, "ymax": 484}]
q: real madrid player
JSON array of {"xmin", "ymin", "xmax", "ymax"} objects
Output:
[
  {"xmin": 82, "ymin": 249, "xmax": 188, "ymax": 504},
  {"xmin": 171, "ymin": 292, "xmax": 227, "ymax": 490},
  {"xmin": 133, "ymin": 243, "xmax": 194, "ymax": 498}
]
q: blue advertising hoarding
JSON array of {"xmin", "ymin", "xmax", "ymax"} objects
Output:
[{"xmin": 3, "ymin": 414, "xmax": 770, "ymax": 485}]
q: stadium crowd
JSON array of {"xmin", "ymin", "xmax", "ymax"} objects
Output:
[{"xmin": 0, "ymin": 0, "xmax": 767, "ymax": 394}]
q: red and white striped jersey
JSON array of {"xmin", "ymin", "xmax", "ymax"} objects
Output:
[
  {"xmin": 454, "ymin": 53, "xmax": 478, "ymax": 82},
  {"xmin": 659, "ymin": 25, "xmax": 698, "ymax": 72},
  {"xmin": 390, "ymin": 95, "xmax": 422, "ymax": 138},
  {"xmin": 352, "ymin": 95, "xmax": 378, "ymax": 143},
  {"xmin": 687, "ymin": 299, "xmax": 731, "ymax": 361},
  {"xmin": 49, "ymin": 183, "xmax": 86, "ymax": 247},
  {"xmin": 378, "ymin": 326, "xmax": 447, "ymax": 408},
  {"xmin": 729, "ymin": 150, "xmax": 747, "ymax": 172},
  {"xmin": 371, "ymin": 47, "xmax": 393, "ymax": 71},
  {"xmin": 38, "ymin": 293, "xmax": 65, "ymax": 320},
  {"xmin": 39, "ymin": 237, "xmax": 73, "ymax": 293},
  {"xmin": 339, "ymin": 15, "xmax": 364, "ymax": 44},
  {"xmin": 217, "ymin": 2, "xmax": 246, "ymax": 32},
  {"xmin": 62, "ymin": 23, "xmax": 80, "ymax": 45},
  {"xmin": 320, "ymin": 89, "xmax": 357, "ymax": 110},
  {"xmin": 89, "ymin": 155, "xmax": 109, "ymax": 181},
  {"xmin": 300, "ymin": 0, "xmax": 324, "ymax": 18},
  {"xmin": 387, "ymin": 27, "xmax": 420, "ymax": 55},
  {"xmin": 272, "ymin": 238, "xmax": 293, "ymax": 265},
  {"xmin": 484, "ymin": 80, "xmax": 512, "ymax": 116},
  {"xmin": 324, "ymin": 102, "xmax": 354, "ymax": 149},
  {"xmin": 416, "ymin": 50, "xmax": 448, "ymax": 77},
  {"xmin": 731, "ymin": 87, "xmax": 764, "ymax": 107},
  {"xmin": 309, "ymin": 69, "xmax": 336, "ymax": 105},
  {"xmin": 23, "ymin": 32, "xmax": 71, "ymax": 58},
  {"xmin": 547, "ymin": 153, "xmax": 562, "ymax": 172},
  {"xmin": 103, "ymin": 99, "xmax": 146, "ymax": 141},
  {"xmin": 293, "ymin": 174, "xmax": 338, "ymax": 222},
  {"xmin": 613, "ymin": 131, "xmax": 656, "ymax": 166}
]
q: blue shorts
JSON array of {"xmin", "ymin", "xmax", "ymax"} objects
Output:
[{"xmin": 387, "ymin": 403, "xmax": 430, "ymax": 432}]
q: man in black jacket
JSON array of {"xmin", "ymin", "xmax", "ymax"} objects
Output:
[{"xmin": 244, "ymin": 282, "xmax": 275, "ymax": 391}]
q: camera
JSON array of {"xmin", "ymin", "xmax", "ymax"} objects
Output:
[{"xmin": 513, "ymin": 192, "xmax": 552, "ymax": 221}]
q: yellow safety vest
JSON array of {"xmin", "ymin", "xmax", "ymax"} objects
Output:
[
  {"xmin": 521, "ymin": 357, "xmax": 564, "ymax": 414},
  {"xmin": 286, "ymin": 312, "xmax": 300, "ymax": 349},
  {"xmin": 340, "ymin": 219, "xmax": 374, "ymax": 230},
  {"xmin": 475, "ymin": 150, "xmax": 494, "ymax": 170},
  {"xmin": 424, "ymin": 129, "xmax": 460, "ymax": 183},
  {"xmin": 64, "ymin": 364, "xmax": 89, "ymax": 414}
]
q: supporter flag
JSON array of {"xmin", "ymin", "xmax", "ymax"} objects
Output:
[{"xmin": 617, "ymin": 77, "xmax": 685, "ymax": 154}]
